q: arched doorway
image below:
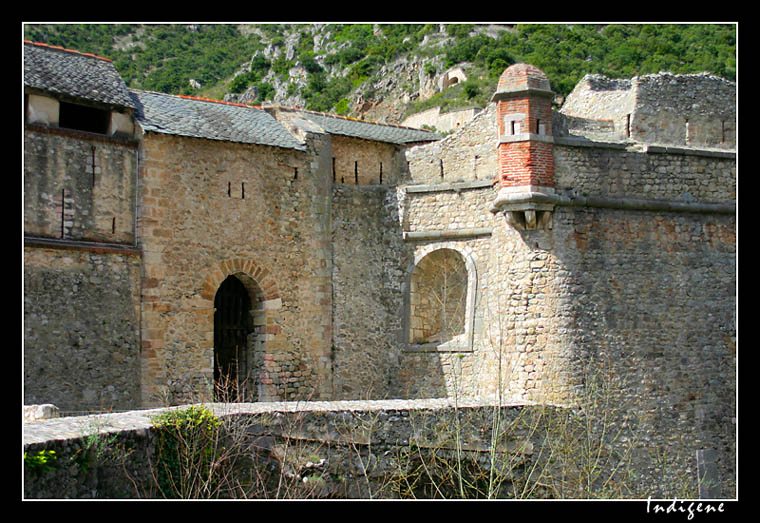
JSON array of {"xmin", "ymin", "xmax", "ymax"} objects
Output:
[{"xmin": 214, "ymin": 275, "xmax": 253, "ymax": 401}]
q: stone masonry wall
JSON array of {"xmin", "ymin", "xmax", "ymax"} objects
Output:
[
  {"xmin": 25, "ymin": 397, "xmax": 733, "ymax": 499},
  {"xmin": 550, "ymin": 204, "xmax": 736, "ymax": 497},
  {"xmin": 23, "ymin": 245, "xmax": 142, "ymax": 412},
  {"xmin": 330, "ymin": 135, "xmax": 399, "ymax": 186},
  {"xmin": 559, "ymin": 75, "xmax": 635, "ymax": 140},
  {"xmin": 405, "ymin": 104, "xmax": 498, "ymax": 184},
  {"xmin": 560, "ymin": 73, "xmax": 736, "ymax": 149},
  {"xmin": 330, "ymin": 184, "xmax": 412, "ymax": 399},
  {"xmin": 553, "ymin": 144, "xmax": 736, "ymax": 202},
  {"xmin": 395, "ymin": 106, "xmax": 736, "ymax": 495},
  {"xmin": 22, "ymin": 400, "xmax": 547, "ymax": 499},
  {"xmin": 482, "ymin": 140, "xmax": 736, "ymax": 494},
  {"xmin": 136, "ymin": 132, "xmax": 333, "ymax": 407},
  {"xmin": 398, "ymin": 185, "xmax": 496, "ymax": 399},
  {"xmin": 24, "ymin": 127, "xmax": 138, "ymax": 244},
  {"xmin": 633, "ymin": 73, "xmax": 736, "ymax": 149}
]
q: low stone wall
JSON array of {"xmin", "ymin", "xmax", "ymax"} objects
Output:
[
  {"xmin": 23, "ymin": 397, "xmax": 729, "ymax": 499},
  {"xmin": 21, "ymin": 399, "xmax": 546, "ymax": 499}
]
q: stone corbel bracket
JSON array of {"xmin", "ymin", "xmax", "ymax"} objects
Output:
[{"xmin": 490, "ymin": 185, "xmax": 557, "ymax": 230}]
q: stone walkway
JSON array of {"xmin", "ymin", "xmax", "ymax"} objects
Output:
[{"xmin": 23, "ymin": 397, "xmax": 531, "ymax": 446}]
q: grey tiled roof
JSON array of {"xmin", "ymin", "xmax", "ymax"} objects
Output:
[
  {"xmin": 130, "ymin": 90, "xmax": 307, "ymax": 151},
  {"xmin": 297, "ymin": 111, "xmax": 441, "ymax": 144},
  {"xmin": 23, "ymin": 41, "xmax": 135, "ymax": 109}
]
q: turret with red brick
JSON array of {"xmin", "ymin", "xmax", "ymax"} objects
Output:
[{"xmin": 490, "ymin": 64, "xmax": 556, "ymax": 230}]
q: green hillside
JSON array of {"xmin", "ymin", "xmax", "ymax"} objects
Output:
[{"xmin": 23, "ymin": 23, "xmax": 736, "ymax": 118}]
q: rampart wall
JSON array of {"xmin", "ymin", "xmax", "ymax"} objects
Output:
[
  {"xmin": 23, "ymin": 244, "xmax": 142, "ymax": 412},
  {"xmin": 24, "ymin": 395, "xmax": 732, "ymax": 499},
  {"xmin": 559, "ymin": 72, "xmax": 736, "ymax": 148},
  {"xmin": 23, "ymin": 57, "xmax": 736, "ymax": 498},
  {"xmin": 330, "ymin": 184, "xmax": 411, "ymax": 398},
  {"xmin": 330, "ymin": 135, "xmax": 398, "ymax": 185},
  {"xmin": 404, "ymin": 104, "xmax": 497, "ymax": 184},
  {"xmin": 366, "ymin": 99, "xmax": 735, "ymax": 495},
  {"xmin": 23, "ymin": 126, "xmax": 142, "ymax": 413},
  {"xmin": 22, "ymin": 400, "xmax": 544, "ymax": 499}
]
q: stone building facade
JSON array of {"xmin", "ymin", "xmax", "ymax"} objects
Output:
[{"xmin": 24, "ymin": 41, "xmax": 736, "ymax": 495}]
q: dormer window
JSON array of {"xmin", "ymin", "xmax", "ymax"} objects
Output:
[{"xmin": 58, "ymin": 101, "xmax": 110, "ymax": 135}]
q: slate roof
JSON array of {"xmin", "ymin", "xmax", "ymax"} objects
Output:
[
  {"xmin": 23, "ymin": 41, "xmax": 135, "ymax": 109},
  {"xmin": 130, "ymin": 90, "xmax": 307, "ymax": 151},
  {"xmin": 295, "ymin": 110, "xmax": 441, "ymax": 144},
  {"xmin": 23, "ymin": 40, "xmax": 436, "ymax": 150}
]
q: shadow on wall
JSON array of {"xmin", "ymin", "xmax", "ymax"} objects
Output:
[
  {"xmin": 330, "ymin": 184, "xmax": 451, "ymax": 399},
  {"xmin": 548, "ymin": 205, "xmax": 736, "ymax": 497}
]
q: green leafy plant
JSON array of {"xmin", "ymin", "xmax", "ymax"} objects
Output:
[
  {"xmin": 24, "ymin": 449, "xmax": 57, "ymax": 473},
  {"xmin": 73, "ymin": 429, "xmax": 121, "ymax": 473},
  {"xmin": 151, "ymin": 406, "xmax": 223, "ymax": 498}
]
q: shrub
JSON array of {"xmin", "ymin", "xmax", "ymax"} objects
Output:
[{"xmin": 151, "ymin": 406, "xmax": 223, "ymax": 498}]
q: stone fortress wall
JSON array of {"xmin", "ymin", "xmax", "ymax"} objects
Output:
[
  {"xmin": 23, "ymin": 40, "xmax": 736, "ymax": 497},
  {"xmin": 558, "ymin": 71, "xmax": 736, "ymax": 148}
]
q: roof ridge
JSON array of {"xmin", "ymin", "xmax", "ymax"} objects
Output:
[
  {"xmin": 24, "ymin": 40, "xmax": 113, "ymax": 62},
  {"xmin": 270, "ymin": 104, "xmax": 438, "ymax": 133},
  {"xmin": 132, "ymin": 89, "xmax": 263, "ymax": 110},
  {"xmin": 177, "ymin": 94, "xmax": 262, "ymax": 109}
]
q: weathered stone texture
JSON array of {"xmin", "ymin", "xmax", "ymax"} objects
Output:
[
  {"xmin": 24, "ymin": 57, "xmax": 736, "ymax": 498},
  {"xmin": 559, "ymin": 75, "xmax": 635, "ymax": 138},
  {"xmin": 554, "ymin": 144, "xmax": 736, "ymax": 202},
  {"xmin": 330, "ymin": 184, "xmax": 411, "ymax": 398},
  {"xmin": 633, "ymin": 73, "xmax": 736, "ymax": 148},
  {"xmin": 405, "ymin": 104, "xmax": 498, "ymax": 184},
  {"xmin": 388, "ymin": 97, "xmax": 736, "ymax": 495},
  {"xmin": 24, "ymin": 128, "xmax": 137, "ymax": 244},
  {"xmin": 404, "ymin": 184, "xmax": 494, "ymax": 232},
  {"xmin": 550, "ymin": 206, "xmax": 736, "ymax": 496},
  {"xmin": 136, "ymin": 132, "xmax": 333, "ymax": 406},
  {"xmin": 560, "ymin": 72, "xmax": 736, "ymax": 149},
  {"xmin": 330, "ymin": 135, "xmax": 399, "ymax": 185},
  {"xmin": 23, "ymin": 246, "xmax": 142, "ymax": 412}
]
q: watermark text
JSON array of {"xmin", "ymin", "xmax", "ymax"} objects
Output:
[{"xmin": 647, "ymin": 498, "xmax": 725, "ymax": 520}]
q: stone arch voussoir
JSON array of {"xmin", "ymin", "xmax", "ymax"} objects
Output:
[{"xmin": 200, "ymin": 257, "xmax": 282, "ymax": 309}]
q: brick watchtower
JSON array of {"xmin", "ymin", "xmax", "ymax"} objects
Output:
[{"xmin": 490, "ymin": 64, "xmax": 556, "ymax": 230}]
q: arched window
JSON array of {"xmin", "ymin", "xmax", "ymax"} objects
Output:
[
  {"xmin": 214, "ymin": 275, "xmax": 254, "ymax": 401},
  {"xmin": 408, "ymin": 247, "xmax": 475, "ymax": 350}
]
